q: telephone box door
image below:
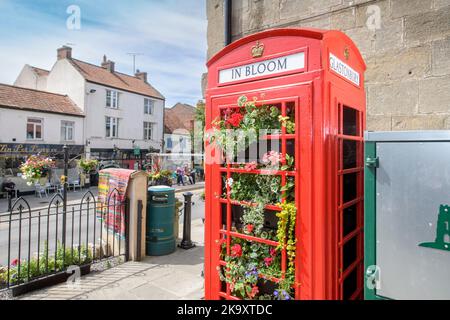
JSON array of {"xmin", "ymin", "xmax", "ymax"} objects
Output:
[{"xmin": 205, "ymin": 83, "xmax": 313, "ymax": 300}]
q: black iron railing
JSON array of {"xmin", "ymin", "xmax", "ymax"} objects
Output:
[{"xmin": 0, "ymin": 189, "xmax": 128, "ymax": 292}]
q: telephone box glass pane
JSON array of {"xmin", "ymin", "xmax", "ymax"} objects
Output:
[
  {"xmin": 343, "ymin": 106, "xmax": 358, "ymax": 136},
  {"xmin": 343, "ymin": 235, "xmax": 358, "ymax": 269},
  {"xmin": 343, "ymin": 204, "xmax": 357, "ymax": 236},
  {"xmin": 343, "ymin": 140, "xmax": 357, "ymax": 169},
  {"xmin": 343, "ymin": 173, "xmax": 358, "ymax": 203},
  {"xmin": 343, "ymin": 266, "xmax": 358, "ymax": 299}
]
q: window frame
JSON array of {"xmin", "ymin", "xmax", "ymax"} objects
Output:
[
  {"xmin": 26, "ymin": 117, "xmax": 43, "ymax": 140},
  {"xmin": 106, "ymin": 89, "xmax": 119, "ymax": 109},
  {"xmin": 144, "ymin": 98, "xmax": 154, "ymax": 115},
  {"xmin": 60, "ymin": 120, "xmax": 75, "ymax": 142},
  {"xmin": 105, "ymin": 116, "xmax": 119, "ymax": 138},
  {"xmin": 143, "ymin": 121, "xmax": 153, "ymax": 140}
]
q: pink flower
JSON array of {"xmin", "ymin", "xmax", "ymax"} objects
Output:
[
  {"xmin": 244, "ymin": 162, "xmax": 257, "ymax": 171},
  {"xmin": 231, "ymin": 244, "xmax": 242, "ymax": 257},
  {"xmin": 264, "ymin": 257, "xmax": 273, "ymax": 267},
  {"xmin": 245, "ymin": 224, "xmax": 254, "ymax": 233},
  {"xmin": 11, "ymin": 259, "xmax": 18, "ymax": 267},
  {"xmin": 262, "ymin": 151, "xmax": 285, "ymax": 167}
]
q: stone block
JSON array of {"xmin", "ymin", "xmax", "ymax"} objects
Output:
[
  {"xmin": 418, "ymin": 76, "xmax": 450, "ymax": 114},
  {"xmin": 367, "ymin": 115, "xmax": 392, "ymax": 131},
  {"xmin": 207, "ymin": 0, "xmax": 225, "ymax": 59},
  {"xmin": 404, "ymin": 8, "xmax": 450, "ymax": 46},
  {"xmin": 293, "ymin": 16, "xmax": 331, "ymax": 30},
  {"xmin": 391, "ymin": 115, "xmax": 447, "ymax": 130},
  {"xmin": 368, "ymin": 81, "xmax": 419, "ymax": 115},
  {"xmin": 365, "ymin": 46, "xmax": 431, "ymax": 83},
  {"xmin": 431, "ymin": 38, "xmax": 450, "ymax": 77},
  {"xmin": 391, "ymin": 0, "xmax": 433, "ymax": 18},
  {"xmin": 434, "ymin": 0, "xmax": 450, "ymax": 9},
  {"xmin": 331, "ymin": 7, "xmax": 357, "ymax": 31},
  {"xmin": 279, "ymin": 0, "xmax": 341, "ymax": 22},
  {"xmin": 345, "ymin": 27, "xmax": 376, "ymax": 57}
]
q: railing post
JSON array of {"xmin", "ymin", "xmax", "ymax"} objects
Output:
[
  {"xmin": 124, "ymin": 198, "xmax": 130, "ymax": 261},
  {"xmin": 62, "ymin": 145, "xmax": 68, "ymax": 262},
  {"xmin": 7, "ymin": 192, "xmax": 12, "ymax": 212},
  {"xmin": 136, "ymin": 200, "xmax": 143, "ymax": 261},
  {"xmin": 179, "ymin": 192, "xmax": 195, "ymax": 250}
]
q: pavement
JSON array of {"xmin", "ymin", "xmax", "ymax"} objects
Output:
[{"xmin": 18, "ymin": 217, "xmax": 205, "ymax": 300}]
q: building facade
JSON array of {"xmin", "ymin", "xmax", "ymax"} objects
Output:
[
  {"xmin": 164, "ymin": 103, "xmax": 195, "ymax": 154},
  {"xmin": 15, "ymin": 46, "xmax": 165, "ymax": 163},
  {"xmin": 0, "ymin": 83, "xmax": 84, "ymax": 192},
  {"xmin": 206, "ymin": 0, "xmax": 450, "ymax": 131}
]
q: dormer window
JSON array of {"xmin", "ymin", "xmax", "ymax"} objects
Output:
[{"xmin": 106, "ymin": 89, "xmax": 119, "ymax": 108}]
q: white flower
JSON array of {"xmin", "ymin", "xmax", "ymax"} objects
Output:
[{"xmin": 226, "ymin": 177, "xmax": 234, "ymax": 188}]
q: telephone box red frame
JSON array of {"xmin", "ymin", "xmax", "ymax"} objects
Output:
[{"xmin": 204, "ymin": 28, "xmax": 366, "ymax": 300}]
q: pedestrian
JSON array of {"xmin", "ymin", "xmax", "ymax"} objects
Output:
[
  {"xmin": 190, "ymin": 167, "xmax": 196, "ymax": 185},
  {"xmin": 176, "ymin": 167, "xmax": 184, "ymax": 186}
]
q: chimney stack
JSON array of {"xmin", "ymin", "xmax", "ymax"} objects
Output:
[
  {"xmin": 57, "ymin": 46, "xmax": 72, "ymax": 60},
  {"xmin": 101, "ymin": 55, "xmax": 115, "ymax": 73},
  {"xmin": 135, "ymin": 69, "xmax": 148, "ymax": 82}
]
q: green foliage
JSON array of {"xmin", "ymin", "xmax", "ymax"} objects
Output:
[
  {"xmin": 278, "ymin": 115, "xmax": 295, "ymax": 134},
  {"xmin": 276, "ymin": 202, "xmax": 297, "ymax": 279},
  {"xmin": 77, "ymin": 159, "xmax": 98, "ymax": 173},
  {"xmin": 0, "ymin": 241, "xmax": 92, "ymax": 286},
  {"xmin": 148, "ymin": 169, "xmax": 173, "ymax": 181},
  {"xmin": 226, "ymin": 174, "xmax": 281, "ymax": 205}
]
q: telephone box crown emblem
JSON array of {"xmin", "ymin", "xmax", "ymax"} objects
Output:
[
  {"xmin": 251, "ymin": 41, "xmax": 264, "ymax": 58},
  {"xmin": 344, "ymin": 47, "xmax": 350, "ymax": 60}
]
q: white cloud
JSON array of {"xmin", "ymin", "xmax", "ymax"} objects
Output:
[{"xmin": 0, "ymin": 0, "xmax": 207, "ymax": 107}]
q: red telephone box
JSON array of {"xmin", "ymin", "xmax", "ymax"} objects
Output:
[{"xmin": 204, "ymin": 28, "xmax": 366, "ymax": 300}]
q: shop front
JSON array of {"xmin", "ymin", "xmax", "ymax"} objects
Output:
[{"xmin": 0, "ymin": 143, "xmax": 84, "ymax": 195}]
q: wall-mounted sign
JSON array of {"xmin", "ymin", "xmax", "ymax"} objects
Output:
[
  {"xmin": 329, "ymin": 53, "xmax": 360, "ymax": 86},
  {"xmin": 219, "ymin": 52, "xmax": 305, "ymax": 84},
  {"xmin": 0, "ymin": 143, "xmax": 84, "ymax": 155}
]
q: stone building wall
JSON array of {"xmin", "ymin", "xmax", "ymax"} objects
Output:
[{"xmin": 206, "ymin": 0, "xmax": 450, "ymax": 130}]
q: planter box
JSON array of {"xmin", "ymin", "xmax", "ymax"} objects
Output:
[
  {"xmin": 221, "ymin": 204, "xmax": 278, "ymax": 230},
  {"xmin": 10, "ymin": 264, "xmax": 91, "ymax": 297}
]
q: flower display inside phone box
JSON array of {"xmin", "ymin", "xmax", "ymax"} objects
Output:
[{"xmin": 210, "ymin": 96, "xmax": 297, "ymax": 300}]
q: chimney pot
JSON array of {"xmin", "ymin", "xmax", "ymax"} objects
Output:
[
  {"xmin": 135, "ymin": 71, "xmax": 147, "ymax": 82},
  {"xmin": 101, "ymin": 58, "xmax": 115, "ymax": 73},
  {"xmin": 57, "ymin": 46, "xmax": 72, "ymax": 60}
]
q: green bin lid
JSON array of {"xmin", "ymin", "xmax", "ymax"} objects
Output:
[{"xmin": 148, "ymin": 185, "xmax": 175, "ymax": 192}]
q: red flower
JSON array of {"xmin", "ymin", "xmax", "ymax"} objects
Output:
[
  {"xmin": 226, "ymin": 112, "xmax": 244, "ymax": 127},
  {"xmin": 264, "ymin": 257, "xmax": 273, "ymax": 267},
  {"xmin": 11, "ymin": 259, "xmax": 18, "ymax": 267},
  {"xmin": 245, "ymin": 224, "xmax": 254, "ymax": 233},
  {"xmin": 231, "ymin": 244, "xmax": 242, "ymax": 257},
  {"xmin": 269, "ymin": 248, "xmax": 277, "ymax": 257},
  {"xmin": 248, "ymin": 285, "xmax": 259, "ymax": 299}
]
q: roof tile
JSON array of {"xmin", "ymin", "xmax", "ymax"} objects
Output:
[{"xmin": 0, "ymin": 84, "xmax": 84, "ymax": 117}]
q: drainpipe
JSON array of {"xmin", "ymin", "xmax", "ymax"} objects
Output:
[{"xmin": 224, "ymin": 0, "xmax": 232, "ymax": 45}]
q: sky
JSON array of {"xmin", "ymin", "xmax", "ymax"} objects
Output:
[{"xmin": 0, "ymin": 0, "xmax": 207, "ymax": 108}]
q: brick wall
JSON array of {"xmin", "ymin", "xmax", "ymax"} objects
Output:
[{"xmin": 206, "ymin": 0, "xmax": 450, "ymax": 130}]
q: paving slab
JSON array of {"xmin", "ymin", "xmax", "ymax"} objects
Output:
[{"xmin": 17, "ymin": 218, "xmax": 205, "ymax": 300}]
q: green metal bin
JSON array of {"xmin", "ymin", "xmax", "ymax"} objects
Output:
[{"xmin": 146, "ymin": 185, "xmax": 176, "ymax": 256}]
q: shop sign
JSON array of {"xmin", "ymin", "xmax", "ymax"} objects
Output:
[
  {"xmin": 0, "ymin": 143, "xmax": 84, "ymax": 155},
  {"xmin": 219, "ymin": 52, "xmax": 305, "ymax": 84},
  {"xmin": 329, "ymin": 53, "xmax": 360, "ymax": 86}
]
